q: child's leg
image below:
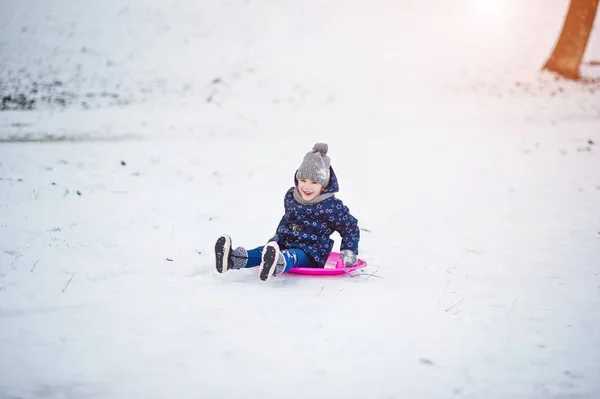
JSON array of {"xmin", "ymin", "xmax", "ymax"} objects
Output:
[
  {"xmin": 229, "ymin": 246, "xmax": 264, "ymax": 269},
  {"xmin": 215, "ymin": 234, "xmax": 264, "ymax": 272},
  {"xmin": 243, "ymin": 246, "xmax": 264, "ymax": 268},
  {"xmin": 258, "ymin": 244, "xmax": 314, "ymax": 281},
  {"xmin": 280, "ymin": 248, "xmax": 316, "ymax": 273}
]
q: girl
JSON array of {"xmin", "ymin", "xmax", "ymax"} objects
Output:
[{"xmin": 215, "ymin": 143, "xmax": 360, "ymax": 281}]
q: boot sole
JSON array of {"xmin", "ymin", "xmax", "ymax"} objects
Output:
[
  {"xmin": 215, "ymin": 235, "xmax": 232, "ymax": 273},
  {"xmin": 259, "ymin": 243, "xmax": 279, "ymax": 281}
]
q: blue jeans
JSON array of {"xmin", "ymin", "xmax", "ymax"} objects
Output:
[{"xmin": 244, "ymin": 246, "xmax": 317, "ymax": 273}]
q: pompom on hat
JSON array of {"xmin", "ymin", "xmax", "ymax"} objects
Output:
[{"xmin": 295, "ymin": 143, "xmax": 331, "ymax": 187}]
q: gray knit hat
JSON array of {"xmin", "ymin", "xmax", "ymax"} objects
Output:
[{"xmin": 295, "ymin": 143, "xmax": 331, "ymax": 187}]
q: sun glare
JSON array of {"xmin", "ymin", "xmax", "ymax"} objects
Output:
[{"xmin": 474, "ymin": 0, "xmax": 506, "ymax": 15}]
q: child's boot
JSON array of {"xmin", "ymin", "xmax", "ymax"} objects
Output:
[
  {"xmin": 259, "ymin": 242, "xmax": 286, "ymax": 281},
  {"xmin": 231, "ymin": 246, "xmax": 249, "ymax": 269},
  {"xmin": 215, "ymin": 234, "xmax": 233, "ymax": 273},
  {"xmin": 215, "ymin": 234, "xmax": 249, "ymax": 273}
]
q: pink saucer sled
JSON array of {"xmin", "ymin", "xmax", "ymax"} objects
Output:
[{"xmin": 286, "ymin": 252, "xmax": 367, "ymax": 275}]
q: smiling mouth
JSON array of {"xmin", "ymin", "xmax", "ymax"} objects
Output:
[{"xmin": 301, "ymin": 190, "xmax": 314, "ymax": 196}]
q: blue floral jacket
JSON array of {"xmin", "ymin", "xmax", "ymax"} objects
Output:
[{"xmin": 270, "ymin": 168, "xmax": 360, "ymax": 267}]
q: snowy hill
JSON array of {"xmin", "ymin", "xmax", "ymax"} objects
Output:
[{"xmin": 1, "ymin": 0, "xmax": 599, "ymax": 398}]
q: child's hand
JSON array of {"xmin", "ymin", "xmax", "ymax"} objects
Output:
[{"xmin": 340, "ymin": 250, "xmax": 357, "ymax": 267}]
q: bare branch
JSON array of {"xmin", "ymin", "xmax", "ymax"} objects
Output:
[
  {"xmin": 31, "ymin": 258, "xmax": 40, "ymax": 272},
  {"xmin": 62, "ymin": 273, "xmax": 75, "ymax": 293},
  {"xmin": 444, "ymin": 298, "xmax": 466, "ymax": 313}
]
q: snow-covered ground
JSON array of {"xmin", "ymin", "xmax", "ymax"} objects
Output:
[{"xmin": 1, "ymin": 0, "xmax": 599, "ymax": 398}]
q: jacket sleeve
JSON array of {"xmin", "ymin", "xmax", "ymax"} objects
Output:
[
  {"xmin": 269, "ymin": 214, "xmax": 286, "ymax": 243},
  {"xmin": 327, "ymin": 199, "xmax": 360, "ymax": 254}
]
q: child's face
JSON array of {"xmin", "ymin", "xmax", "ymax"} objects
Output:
[{"xmin": 297, "ymin": 178, "xmax": 324, "ymax": 201}]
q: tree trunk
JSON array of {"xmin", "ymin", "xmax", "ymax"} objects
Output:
[{"xmin": 543, "ymin": 0, "xmax": 599, "ymax": 80}]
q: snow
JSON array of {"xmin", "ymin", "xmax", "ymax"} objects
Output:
[{"xmin": 1, "ymin": 0, "xmax": 600, "ymax": 398}]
